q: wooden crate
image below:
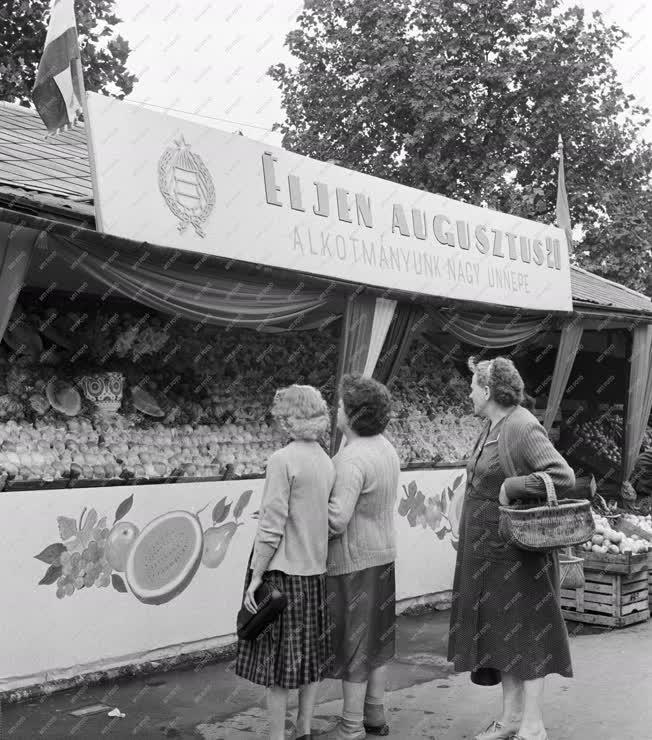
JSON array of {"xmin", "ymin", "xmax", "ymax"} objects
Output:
[
  {"xmin": 561, "ymin": 564, "xmax": 649, "ymax": 628},
  {"xmin": 573, "ymin": 549, "xmax": 648, "ymax": 575}
]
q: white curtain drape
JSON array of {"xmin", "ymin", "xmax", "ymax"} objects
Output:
[{"xmin": 362, "ymin": 298, "xmax": 397, "ymax": 377}]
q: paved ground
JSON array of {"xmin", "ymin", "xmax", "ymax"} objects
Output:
[{"xmin": 2, "ymin": 610, "xmax": 651, "ymax": 739}]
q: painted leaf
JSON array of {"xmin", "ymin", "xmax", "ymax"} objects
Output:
[
  {"xmin": 453, "ymin": 475, "xmax": 464, "ymax": 490},
  {"xmin": 451, "ymin": 539, "xmax": 458, "ymax": 551},
  {"xmin": 447, "ymin": 487, "xmax": 454, "ymax": 500},
  {"xmin": 440, "ymin": 492, "xmax": 448, "ymax": 515},
  {"xmin": 35, "ymin": 543, "xmax": 66, "ymax": 564},
  {"xmin": 83, "ymin": 508, "xmax": 98, "ymax": 533},
  {"xmin": 112, "ymin": 574, "xmax": 127, "ymax": 593},
  {"xmin": 406, "ymin": 508, "xmax": 418, "ymax": 527},
  {"xmin": 96, "ymin": 516, "xmax": 107, "ymax": 532},
  {"xmin": 114, "ymin": 494, "xmax": 134, "ymax": 523},
  {"xmin": 57, "ymin": 516, "xmax": 77, "ymax": 541},
  {"xmin": 212, "ymin": 497, "xmax": 231, "ymax": 524},
  {"xmin": 233, "ymin": 490, "xmax": 253, "ymax": 520},
  {"xmin": 407, "ymin": 480, "xmax": 418, "ymax": 496},
  {"xmin": 435, "ymin": 527, "xmax": 448, "ymax": 540},
  {"xmin": 397, "ymin": 498, "xmax": 410, "ymax": 517},
  {"xmin": 39, "ymin": 563, "xmax": 62, "ymax": 585}
]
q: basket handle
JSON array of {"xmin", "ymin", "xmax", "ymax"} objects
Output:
[{"xmin": 534, "ymin": 471, "xmax": 558, "ymax": 507}]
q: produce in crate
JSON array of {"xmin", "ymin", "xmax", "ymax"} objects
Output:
[{"xmin": 580, "ymin": 514, "xmax": 650, "ymax": 555}]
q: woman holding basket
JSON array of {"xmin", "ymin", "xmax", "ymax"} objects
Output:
[{"xmin": 448, "ymin": 357, "xmax": 576, "ymax": 740}]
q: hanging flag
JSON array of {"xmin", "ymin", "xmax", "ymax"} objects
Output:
[
  {"xmin": 32, "ymin": 0, "xmax": 84, "ymax": 135},
  {"xmin": 555, "ymin": 134, "xmax": 573, "ymax": 253}
]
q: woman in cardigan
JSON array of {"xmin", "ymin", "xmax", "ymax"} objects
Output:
[
  {"xmin": 236, "ymin": 385, "xmax": 335, "ymax": 740},
  {"xmin": 326, "ymin": 374, "xmax": 401, "ymax": 740},
  {"xmin": 448, "ymin": 357, "xmax": 575, "ymax": 740}
]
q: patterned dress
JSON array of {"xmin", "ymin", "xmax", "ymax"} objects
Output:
[{"xmin": 447, "ymin": 418, "xmax": 573, "ymax": 683}]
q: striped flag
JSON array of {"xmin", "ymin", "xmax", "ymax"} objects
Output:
[
  {"xmin": 555, "ymin": 134, "xmax": 573, "ymax": 253},
  {"xmin": 32, "ymin": 0, "xmax": 84, "ymax": 135}
]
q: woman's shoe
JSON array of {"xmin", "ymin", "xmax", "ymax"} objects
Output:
[
  {"xmin": 363, "ymin": 721, "xmax": 389, "ymax": 736},
  {"xmin": 474, "ymin": 721, "xmax": 520, "ymax": 740}
]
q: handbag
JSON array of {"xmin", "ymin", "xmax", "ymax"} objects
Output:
[
  {"xmin": 236, "ymin": 578, "xmax": 288, "ymax": 641},
  {"xmin": 499, "ymin": 470, "xmax": 595, "ymax": 552}
]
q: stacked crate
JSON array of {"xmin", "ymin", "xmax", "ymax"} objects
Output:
[{"xmin": 561, "ymin": 550, "xmax": 649, "ymax": 628}]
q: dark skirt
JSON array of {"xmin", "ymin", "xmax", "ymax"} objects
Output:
[
  {"xmin": 235, "ymin": 569, "xmax": 332, "ymax": 689},
  {"xmin": 325, "ymin": 562, "xmax": 396, "ymax": 682}
]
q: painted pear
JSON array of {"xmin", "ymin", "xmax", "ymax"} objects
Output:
[{"xmin": 202, "ymin": 522, "xmax": 238, "ymax": 568}]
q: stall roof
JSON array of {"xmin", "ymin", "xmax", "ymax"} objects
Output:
[{"xmin": 0, "ymin": 101, "xmax": 650, "ymax": 316}]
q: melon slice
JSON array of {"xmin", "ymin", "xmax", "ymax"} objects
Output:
[
  {"xmin": 125, "ymin": 511, "xmax": 203, "ymax": 605},
  {"xmin": 46, "ymin": 379, "xmax": 82, "ymax": 416},
  {"xmin": 131, "ymin": 387, "xmax": 165, "ymax": 417}
]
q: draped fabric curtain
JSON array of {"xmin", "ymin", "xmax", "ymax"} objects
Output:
[
  {"xmin": 374, "ymin": 303, "xmax": 425, "ymax": 387},
  {"xmin": 330, "ymin": 295, "xmax": 396, "ymax": 454},
  {"xmin": 0, "ymin": 222, "xmax": 40, "ymax": 342},
  {"xmin": 428, "ymin": 309, "xmax": 549, "ymax": 348},
  {"xmin": 51, "ymin": 235, "xmax": 337, "ymax": 329},
  {"xmin": 362, "ymin": 298, "xmax": 397, "ymax": 376},
  {"xmin": 624, "ymin": 324, "xmax": 652, "ymax": 482},
  {"xmin": 543, "ymin": 319, "xmax": 584, "ymax": 431}
]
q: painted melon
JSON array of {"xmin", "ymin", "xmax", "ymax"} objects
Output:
[
  {"xmin": 125, "ymin": 511, "xmax": 203, "ymax": 605},
  {"xmin": 46, "ymin": 379, "xmax": 82, "ymax": 416},
  {"xmin": 131, "ymin": 387, "xmax": 165, "ymax": 417}
]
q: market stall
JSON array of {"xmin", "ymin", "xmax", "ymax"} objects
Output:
[{"xmin": 0, "ymin": 95, "xmax": 649, "ymax": 697}]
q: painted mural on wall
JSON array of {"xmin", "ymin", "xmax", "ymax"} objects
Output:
[
  {"xmin": 397, "ymin": 472, "xmax": 466, "ymax": 549},
  {"xmin": 35, "ymin": 488, "xmax": 253, "ymax": 602}
]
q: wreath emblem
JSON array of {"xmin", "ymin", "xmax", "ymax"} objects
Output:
[{"xmin": 158, "ymin": 135, "xmax": 215, "ymax": 237}]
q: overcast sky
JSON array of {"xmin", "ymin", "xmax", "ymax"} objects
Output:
[{"xmin": 114, "ymin": 0, "xmax": 651, "ymax": 146}]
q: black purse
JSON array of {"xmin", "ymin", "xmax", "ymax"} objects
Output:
[{"xmin": 236, "ymin": 579, "xmax": 288, "ymax": 641}]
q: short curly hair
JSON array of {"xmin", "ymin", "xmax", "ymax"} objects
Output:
[
  {"xmin": 468, "ymin": 356, "xmax": 524, "ymax": 408},
  {"xmin": 340, "ymin": 374, "xmax": 392, "ymax": 436},
  {"xmin": 272, "ymin": 384, "xmax": 330, "ymax": 441}
]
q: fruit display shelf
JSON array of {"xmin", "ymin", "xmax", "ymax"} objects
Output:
[{"xmin": 0, "ymin": 302, "xmax": 489, "ymax": 486}]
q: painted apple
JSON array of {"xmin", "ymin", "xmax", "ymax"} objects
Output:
[{"xmin": 106, "ymin": 522, "xmax": 140, "ymax": 572}]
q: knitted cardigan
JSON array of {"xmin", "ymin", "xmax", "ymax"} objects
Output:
[{"xmin": 498, "ymin": 406, "xmax": 576, "ymax": 501}]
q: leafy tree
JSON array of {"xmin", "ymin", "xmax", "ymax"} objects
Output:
[
  {"xmin": 0, "ymin": 0, "xmax": 136, "ymax": 105},
  {"xmin": 269, "ymin": 0, "xmax": 652, "ymax": 293}
]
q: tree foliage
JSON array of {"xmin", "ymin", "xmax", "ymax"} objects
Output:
[
  {"xmin": 0, "ymin": 0, "xmax": 136, "ymax": 105},
  {"xmin": 269, "ymin": 0, "xmax": 652, "ymax": 293}
]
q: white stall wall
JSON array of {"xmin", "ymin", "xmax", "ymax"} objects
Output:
[{"xmin": 0, "ymin": 468, "xmax": 465, "ymax": 691}]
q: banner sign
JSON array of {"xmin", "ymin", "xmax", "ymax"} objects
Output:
[{"xmin": 86, "ymin": 94, "xmax": 572, "ymax": 312}]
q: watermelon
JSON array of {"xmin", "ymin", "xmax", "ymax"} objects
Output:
[
  {"xmin": 125, "ymin": 511, "xmax": 203, "ymax": 605},
  {"xmin": 46, "ymin": 379, "xmax": 82, "ymax": 416}
]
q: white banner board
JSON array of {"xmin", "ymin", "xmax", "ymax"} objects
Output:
[
  {"xmin": 85, "ymin": 94, "xmax": 572, "ymax": 313},
  {"xmin": 0, "ymin": 468, "xmax": 464, "ymax": 691}
]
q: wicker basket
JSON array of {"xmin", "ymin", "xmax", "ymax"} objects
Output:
[
  {"xmin": 559, "ymin": 548, "xmax": 585, "ymax": 589},
  {"xmin": 499, "ymin": 472, "xmax": 595, "ymax": 552}
]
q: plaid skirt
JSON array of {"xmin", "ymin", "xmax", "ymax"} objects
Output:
[{"xmin": 235, "ymin": 569, "xmax": 332, "ymax": 689}]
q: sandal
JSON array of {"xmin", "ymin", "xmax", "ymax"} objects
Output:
[{"xmin": 475, "ymin": 721, "xmax": 520, "ymax": 740}]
